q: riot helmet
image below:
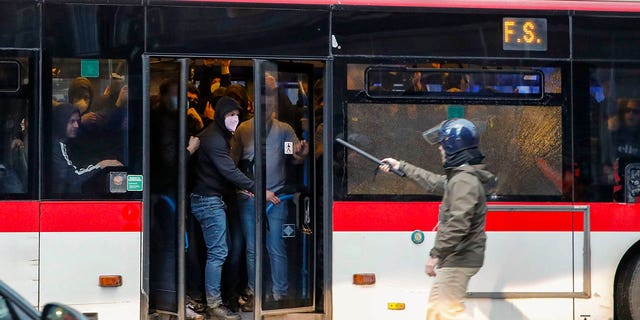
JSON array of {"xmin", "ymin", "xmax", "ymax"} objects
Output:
[{"xmin": 423, "ymin": 118, "xmax": 479, "ymax": 155}]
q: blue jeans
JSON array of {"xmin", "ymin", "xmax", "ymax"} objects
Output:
[
  {"xmin": 190, "ymin": 194, "xmax": 228, "ymax": 305},
  {"xmin": 238, "ymin": 193, "xmax": 289, "ymax": 296}
]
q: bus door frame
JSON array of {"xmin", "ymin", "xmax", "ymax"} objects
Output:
[
  {"xmin": 142, "ymin": 56, "xmax": 188, "ymax": 320},
  {"xmin": 253, "ymin": 59, "xmax": 320, "ymax": 318},
  {"xmin": 143, "ymin": 56, "xmax": 329, "ymax": 320}
]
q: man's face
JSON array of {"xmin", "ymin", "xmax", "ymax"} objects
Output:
[
  {"xmin": 624, "ymin": 100, "xmax": 640, "ymax": 127},
  {"xmin": 66, "ymin": 113, "xmax": 80, "ymax": 138},
  {"xmin": 163, "ymin": 85, "xmax": 179, "ymax": 110},
  {"xmin": 72, "ymin": 90, "xmax": 91, "ymax": 114},
  {"xmin": 265, "ymin": 72, "xmax": 277, "ymax": 91}
]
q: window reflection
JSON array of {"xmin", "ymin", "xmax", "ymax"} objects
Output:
[
  {"xmin": 345, "ymin": 103, "xmax": 563, "ymax": 197},
  {"xmin": 585, "ymin": 67, "xmax": 640, "ymax": 202},
  {"xmin": 0, "ymin": 58, "xmax": 30, "ymax": 195}
]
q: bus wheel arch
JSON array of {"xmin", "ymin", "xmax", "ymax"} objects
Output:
[{"xmin": 614, "ymin": 240, "xmax": 640, "ymax": 320}]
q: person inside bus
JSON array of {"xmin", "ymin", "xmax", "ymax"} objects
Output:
[
  {"xmin": 149, "ymin": 78, "xmax": 202, "ymax": 318},
  {"xmin": 191, "ymin": 96, "xmax": 256, "ymax": 320},
  {"xmin": 67, "ymin": 77, "xmax": 93, "ymax": 116},
  {"xmin": 89, "ymin": 78, "xmax": 128, "ymax": 133},
  {"xmin": 65, "ymin": 76, "xmax": 121, "ymax": 169},
  {"xmin": 9, "ymin": 116, "xmax": 28, "ymax": 191},
  {"xmin": 380, "ymin": 118, "xmax": 494, "ymax": 320},
  {"xmin": 606, "ymin": 98, "xmax": 640, "ymax": 201},
  {"xmin": 193, "ymin": 59, "xmax": 232, "ymax": 102},
  {"xmin": 265, "ymin": 72, "xmax": 299, "ymax": 135},
  {"xmin": 50, "ymin": 103, "xmax": 123, "ymax": 194},
  {"xmin": 225, "ymin": 84, "xmax": 252, "ymax": 123},
  {"xmin": 231, "ymin": 90, "xmax": 309, "ymax": 311},
  {"xmin": 214, "ymin": 83, "xmax": 254, "ymax": 312},
  {"xmin": 442, "ymin": 73, "xmax": 470, "ymax": 93},
  {"xmin": 186, "ymin": 84, "xmax": 205, "ymax": 135}
]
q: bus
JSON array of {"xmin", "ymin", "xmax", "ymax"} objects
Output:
[{"xmin": 2, "ymin": 0, "xmax": 640, "ymax": 319}]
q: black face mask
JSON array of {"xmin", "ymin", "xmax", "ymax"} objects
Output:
[
  {"xmin": 444, "ymin": 147, "xmax": 485, "ymax": 168},
  {"xmin": 188, "ymin": 100, "xmax": 199, "ymax": 110}
]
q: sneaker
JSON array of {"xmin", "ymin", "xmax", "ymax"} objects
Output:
[
  {"xmin": 206, "ymin": 304, "xmax": 241, "ymax": 320},
  {"xmin": 186, "ymin": 305, "xmax": 204, "ymax": 320},
  {"xmin": 224, "ymin": 296, "xmax": 240, "ymax": 313},
  {"xmin": 239, "ymin": 293, "xmax": 253, "ymax": 312},
  {"xmin": 186, "ymin": 296, "xmax": 207, "ymax": 313}
]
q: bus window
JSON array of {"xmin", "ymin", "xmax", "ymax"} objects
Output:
[
  {"xmin": 0, "ymin": 58, "xmax": 31, "ymax": 195},
  {"xmin": 580, "ymin": 66, "xmax": 640, "ymax": 202},
  {"xmin": 365, "ymin": 67, "xmax": 545, "ymax": 100},
  {"xmin": 340, "ymin": 63, "xmax": 565, "ymax": 199},
  {"xmin": 345, "ymin": 103, "xmax": 562, "ymax": 197},
  {"xmin": 46, "ymin": 58, "xmax": 135, "ymax": 198}
]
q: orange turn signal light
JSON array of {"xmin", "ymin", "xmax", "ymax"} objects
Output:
[
  {"xmin": 388, "ymin": 302, "xmax": 406, "ymax": 310},
  {"xmin": 99, "ymin": 275, "xmax": 122, "ymax": 287},
  {"xmin": 352, "ymin": 273, "xmax": 376, "ymax": 285}
]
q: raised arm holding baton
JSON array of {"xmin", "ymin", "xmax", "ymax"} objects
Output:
[{"xmin": 335, "ymin": 138, "xmax": 406, "ymax": 177}]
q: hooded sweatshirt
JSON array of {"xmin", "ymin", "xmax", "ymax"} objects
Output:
[
  {"xmin": 67, "ymin": 77, "xmax": 93, "ymax": 112},
  {"xmin": 399, "ymin": 161, "xmax": 495, "ymax": 268},
  {"xmin": 192, "ymin": 97, "xmax": 255, "ymax": 197},
  {"xmin": 51, "ymin": 104, "xmax": 102, "ymax": 194}
]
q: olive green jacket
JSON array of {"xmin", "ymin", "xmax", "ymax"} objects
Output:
[{"xmin": 399, "ymin": 161, "xmax": 495, "ymax": 268}]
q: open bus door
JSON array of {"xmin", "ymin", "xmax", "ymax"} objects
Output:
[
  {"xmin": 145, "ymin": 57, "xmax": 323, "ymax": 320},
  {"xmin": 253, "ymin": 60, "xmax": 320, "ymax": 319},
  {"xmin": 145, "ymin": 57, "xmax": 189, "ymax": 319}
]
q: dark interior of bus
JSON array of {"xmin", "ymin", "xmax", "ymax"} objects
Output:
[{"xmin": 146, "ymin": 58, "xmax": 326, "ymax": 318}]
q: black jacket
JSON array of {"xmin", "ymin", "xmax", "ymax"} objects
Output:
[
  {"xmin": 192, "ymin": 97, "xmax": 255, "ymax": 197},
  {"xmin": 51, "ymin": 104, "xmax": 102, "ymax": 194}
]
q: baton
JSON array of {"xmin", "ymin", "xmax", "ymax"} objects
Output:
[{"xmin": 335, "ymin": 138, "xmax": 406, "ymax": 177}]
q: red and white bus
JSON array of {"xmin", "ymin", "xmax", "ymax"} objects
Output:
[{"xmin": 2, "ymin": 1, "xmax": 640, "ymax": 319}]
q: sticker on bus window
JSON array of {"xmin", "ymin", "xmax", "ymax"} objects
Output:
[
  {"xmin": 127, "ymin": 175, "xmax": 143, "ymax": 192},
  {"xmin": 110, "ymin": 172, "xmax": 127, "ymax": 193},
  {"xmin": 284, "ymin": 142, "xmax": 293, "ymax": 155},
  {"xmin": 282, "ymin": 224, "xmax": 296, "ymax": 238},
  {"xmin": 81, "ymin": 59, "xmax": 100, "ymax": 78}
]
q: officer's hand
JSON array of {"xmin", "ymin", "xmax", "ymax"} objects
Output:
[
  {"xmin": 425, "ymin": 257, "xmax": 439, "ymax": 277},
  {"xmin": 379, "ymin": 158, "xmax": 400, "ymax": 173}
]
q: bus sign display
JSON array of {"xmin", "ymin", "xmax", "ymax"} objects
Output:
[{"xmin": 503, "ymin": 18, "xmax": 547, "ymax": 51}]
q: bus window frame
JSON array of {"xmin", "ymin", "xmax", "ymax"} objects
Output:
[
  {"xmin": 332, "ymin": 57, "xmax": 573, "ymax": 203},
  {"xmin": 0, "ymin": 50, "xmax": 38, "ymax": 201},
  {"xmin": 364, "ymin": 66, "xmax": 546, "ymax": 101}
]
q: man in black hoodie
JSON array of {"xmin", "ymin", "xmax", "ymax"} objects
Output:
[
  {"xmin": 50, "ymin": 103, "xmax": 122, "ymax": 194},
  {"xmin": 190, "ymin": 97, "xmax": 254, "ymax": 320}
]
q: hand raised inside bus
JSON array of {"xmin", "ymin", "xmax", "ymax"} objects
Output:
[
  {"xmin": 379, "ymin": 158, "xmax": 400, "ymax": 173},
  {"xmin": 97, "ymin": 159, "xmax": 123, "ymax": 169},
  {"xmin": 187, "ymin": 136, "xmax": 200, "ymax": 155},
  {"xmin": 293, "ymin": 140, "xmax": 309, "ymax": 159}
]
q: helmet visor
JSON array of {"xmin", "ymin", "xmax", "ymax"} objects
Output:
[{"xmin": 422, "ymin": 122, "xmax": 444, "ymax": 145}]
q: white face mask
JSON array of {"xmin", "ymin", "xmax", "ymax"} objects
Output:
[{"xmin": 225, "ymin": 115, "xmax": 239, "ymax": 132}]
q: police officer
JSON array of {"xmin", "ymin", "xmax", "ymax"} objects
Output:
[{"xmin": 380, "ymin": 118, "xmax": 495, "ymax": 320}]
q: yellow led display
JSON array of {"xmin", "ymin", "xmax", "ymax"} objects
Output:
[{"xmin": 503, "ymin": 18, "xmax": 547, "ymax": 51}]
